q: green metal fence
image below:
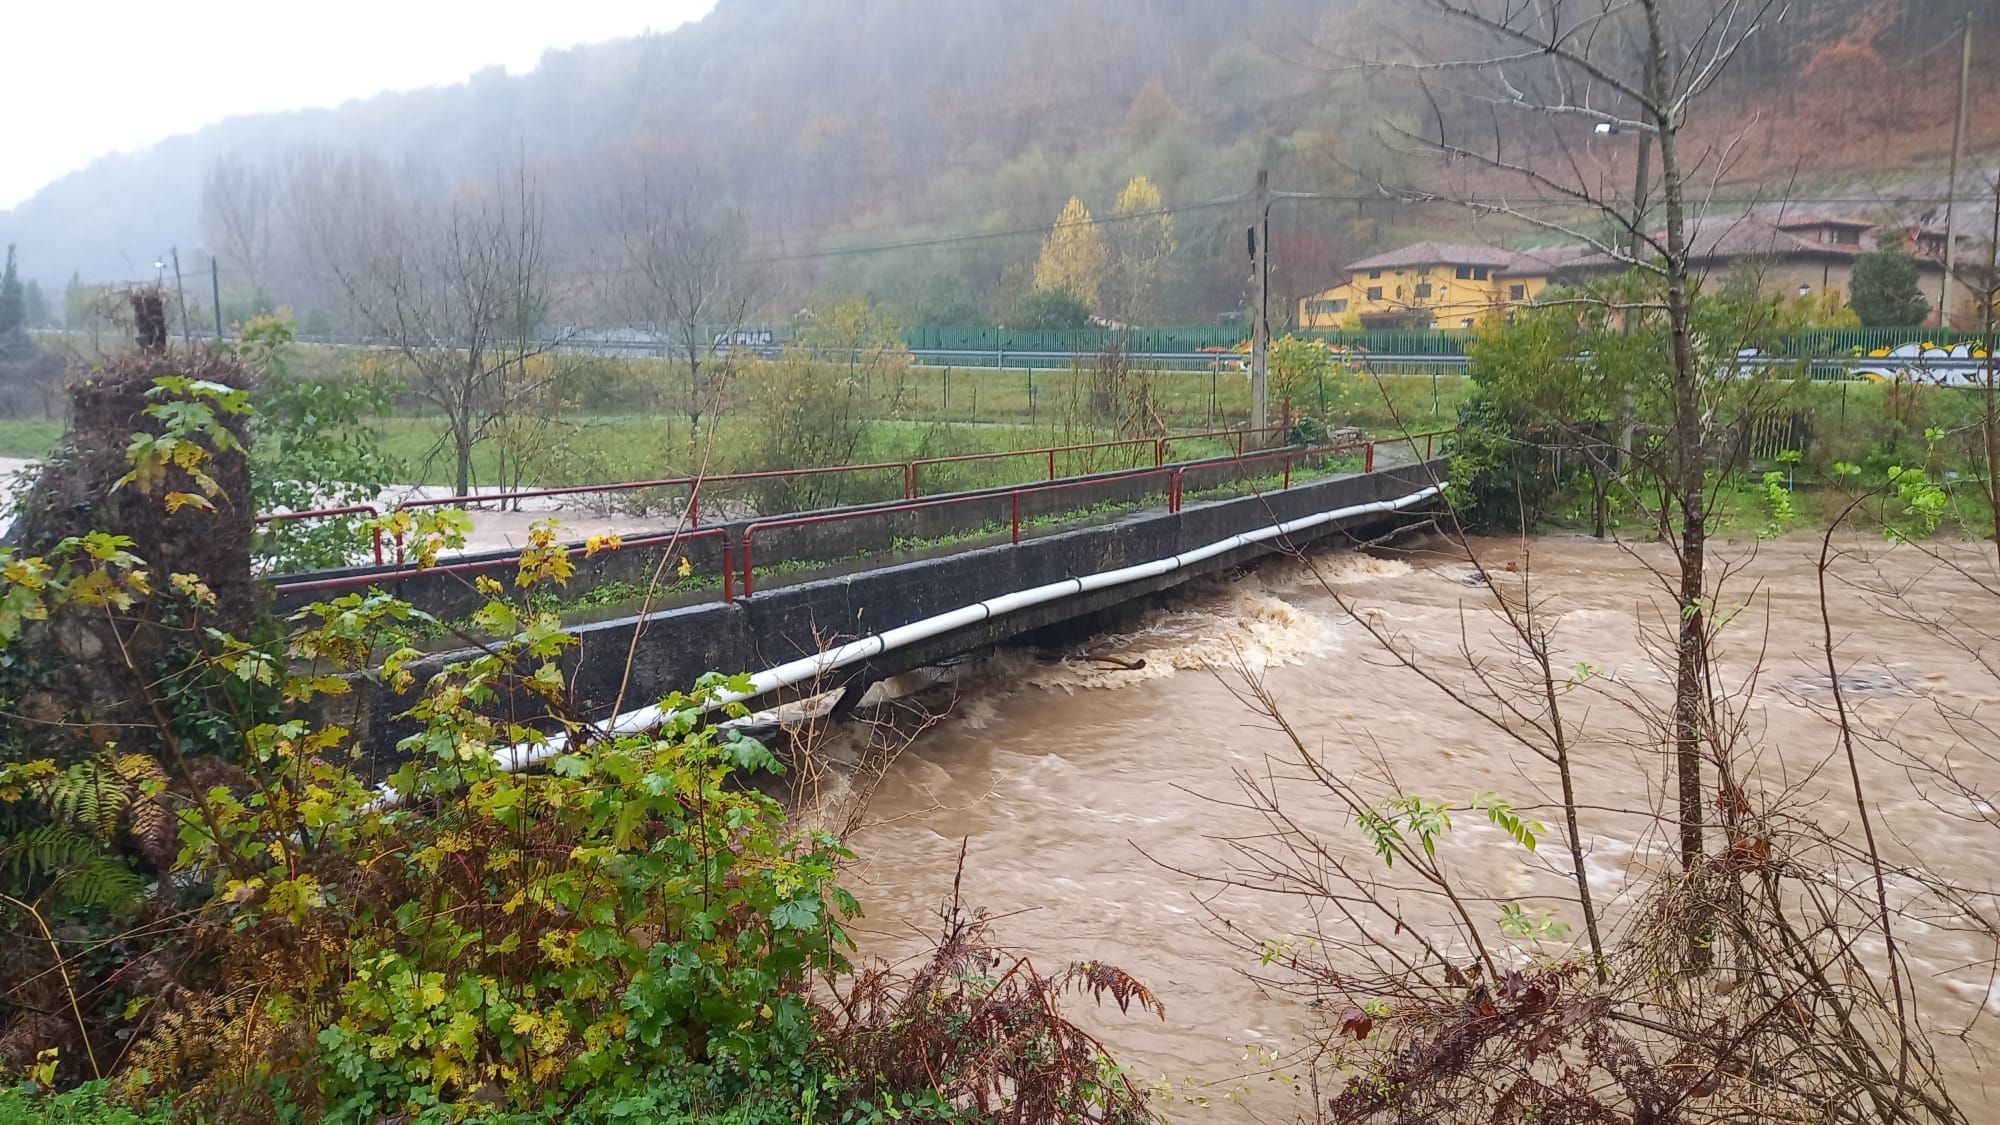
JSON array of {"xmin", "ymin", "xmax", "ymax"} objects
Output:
[
  {"xmin": 724, "ymin": 323, "xmax": 1980, "ymax": 359},
  {"xmin": 900, "ymin": 324, "xmax": 1483, "ymax": 355},
  {"xmin": 902, "ymin": 325, "xmax": 1249, "ymax": 352},
  {"xmin": 1294, "ymin": 329, "xmax": 1477, "ymax": 356},
  {"xmin": 1780, "ymin": 328, "xmax": 1986, "ymax": 355}
]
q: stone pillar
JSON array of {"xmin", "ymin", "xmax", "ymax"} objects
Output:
[{"xmin": 3, "ymin": 297, "xmax": 254, "ymax": 763}]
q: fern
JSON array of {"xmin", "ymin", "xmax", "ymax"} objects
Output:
[
  {"xmin": 39, "ymin": 752, "xmax": 165, "ymax": 842},
  {"xmin": 3, "ymin": 824, "xmax": 145, "ymax": 913},
  {"xmin": 4, "ymin": 750, "xmax": 167, "ymax": 915}
]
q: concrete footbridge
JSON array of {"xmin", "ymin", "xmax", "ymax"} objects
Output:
[{"xmin": 266, "ymin": 429, "xmax": 1450, "ymax": 764}]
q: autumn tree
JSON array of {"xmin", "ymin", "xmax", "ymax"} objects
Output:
[
  {"xmin": 1105, "ymin": 175, "xmax": 1176, "ymax": 326},
  {"xmin": 1122, "ymin": 80, "xmax": 1182, "ymax": 144},
  {"xmin": 1033, "ymin": 196, "xmax": 1109, "ymax": 311}
]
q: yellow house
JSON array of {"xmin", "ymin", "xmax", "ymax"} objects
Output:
[{"xmin": 1298, "ymin": 242, "xmax": 1561, "ymax": 329}]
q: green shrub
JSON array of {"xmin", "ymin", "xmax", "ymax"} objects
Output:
[
  {"xmin": 0, "ymin": 1083, "xmax": 165, "ymax": 1124},
  {"xmin": 1, "ymin": 375, "xmax": 1159, "ymax": 1123}
]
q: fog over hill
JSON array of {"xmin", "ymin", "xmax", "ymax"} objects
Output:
[{"xmin": 4, "ymin": 0, "xmax": 1991, "ymax": 325}]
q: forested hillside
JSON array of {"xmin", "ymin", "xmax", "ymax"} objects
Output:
[{"xmin": 3, "ymin": 0, "xmax": 1993, "ymax": 326}]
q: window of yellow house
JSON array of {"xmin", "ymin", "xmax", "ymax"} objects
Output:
[
  {"xmin": 1306, "ymin": 298, "xmax": 1348, "ymax": 316},
  {"xmin": 1455, "ymin": 265, "xmax": 1472, "ymax": 280},
  {"xmin": 1509, "ymin": 283, "xmax": 1526, "ymax": 301},
  {"xmin": 1473, "ymin": 266, "xmax": 1490, "ymax": 280},
  {"xmin": 1368, "ymin": 269, "xmax": 1382, "ymax": 279},
  {"xmin": 1414, "ymin": 282, "xmax": 1433, "ymax": 300},
  {"xmin": 1366, "ymin": 286, "xmax": 1382, "ymax": 301}
]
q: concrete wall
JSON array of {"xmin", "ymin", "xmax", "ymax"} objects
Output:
[{"xmin": 322, "ymin": 459, "xmax": 1446, "ymax": 773}]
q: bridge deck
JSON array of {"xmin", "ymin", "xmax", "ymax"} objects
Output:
[{"xmin": 320, "ymin": 456, "xmax": 1449, "ymax": 768}]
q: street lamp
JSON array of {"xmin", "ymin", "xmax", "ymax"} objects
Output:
[
  {"xmin": 152, "ymin": 259, "xmax": 165, "ymax": 286},
  {"xmin": 1798, "ymin": 284, "xmax": 1812, "ymax": 299}
]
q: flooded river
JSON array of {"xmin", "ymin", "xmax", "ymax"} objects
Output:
[{"xmin": 829, "ymin": 533, "xmax": 2000, "ymax": 1119}]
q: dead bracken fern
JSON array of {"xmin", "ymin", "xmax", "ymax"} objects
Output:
[
  {"xmin": 1059, "ymin": 960, "xmax": 1166, "ymax": 1020},
  {"xmin": 819, "ymin": 846, "xmax": 1161, "ymax": 1124}
]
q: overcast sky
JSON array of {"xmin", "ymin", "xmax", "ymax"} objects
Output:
[{"xmin": 1, "ymin": 0, "xmax": 719, "ymax": 210}]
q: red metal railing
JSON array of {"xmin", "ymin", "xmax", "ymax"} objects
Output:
[
  {"xmin": 260, "ymin": 426, "xmax": 1451, "ymax": 596},
  {"xmin": 387, "ymin": 463, "xmax": 906, "ymax": 562},
  {"xmin": 273, "ymin": 525, "xmax": 734, "ymax": 602},
  {"xmin": 394, "ymin": 477, "xmax": 688, "ymax": 516},
  {"xmin": 1171, "ymin": 440, "xmax": 1375, "ymax": 503},
  {"xmin": 1384, "ymin": 427, "xmax": 1452, "ymax": 462},
  {"xmin": 255, "ymin": 505, "xmax": 385, "ymax": 565},
  {"xmin": 906, "ymin": 437, "xmax": 1163, "ymax": 498},
  {"xmin": 280, "ymin": 429, "xmax": 1410, "ymax": 564},
  {"xmin": 689, "ymin": 461, "xmax": 910, "ymax": 516},
  {"xmin": 739, "ymin": 467, "xmax": 1177, "ymax": 597},
  {"xmin": 1158, "ymin": 424, "xmax": 1295, "ymax": 463},
  {"xmin": 391, "ymin": 478, "xmax": 689, "ymax": 564}
]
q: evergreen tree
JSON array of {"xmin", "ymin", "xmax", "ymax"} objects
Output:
[
  {"xmin": 22, "ymin": 280, "xmax": 48, "ymax": 329},
  {"xmin": 63, "ymin": 271, "xmax": 84, "ymax": 328},
  {"xmin": 1850, "ymin": 247, "xmax": 1930, "ymax": 327},
  {"xmin": 1008, "ymin": 288, "xmax": 1093, "ymax": 329},
  {"xmin": 0, "ymin": 245, "xmax": 23, "ymax": 339}
]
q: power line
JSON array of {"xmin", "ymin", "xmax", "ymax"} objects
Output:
[
  {"xmin": 565, "ymin": 194, "xmax": 1253, "ymax": 276},
  {"xmin": 79, "ymin": 189, "xmax": 2000, "ymax": 293},
  {"xmin": 566, "ymin": 189, "xmax": 1998, "ymax": 278},
  {"xmin": 741, "ymin": 194, "xmax": 1247, "ymax": 263}
]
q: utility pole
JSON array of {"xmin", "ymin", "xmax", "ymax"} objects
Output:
[
  {"xmin": 210, "ymin": 259, "xmax": 223, "ymax": 339},
  {"xmin": 1250, "ymin": 168, "xmax": 1270, "ymax": 445},
  {"xmin": 1942, "ymin": 12, "xmax": 1973, "ymax": 328},
  {"xmin": 170, "ymin": 247, "xmax": 190, "ymax": 342}
]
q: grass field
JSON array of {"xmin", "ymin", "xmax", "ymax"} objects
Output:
[
  {"xmin": 0, "ymin": 361, "xmax": 1468, "ymax": 485},
  {"xmin": 837, "ymin": 365, "xmax": 1470, "ymax": 430},
  {"xmin": 0, "ymin": 419, "xmax": 66, "ymax": 460}
]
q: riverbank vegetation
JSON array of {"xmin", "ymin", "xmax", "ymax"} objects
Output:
[
  {"xmin": 0, "ymin": 309, "xmax": 1164, "ymax": 1122},
  {"xmin": 1443, "ymin": 272, "xmax": 2000, "ymax": 544},
  {"xmin": 1163, "ymin": 3, "xmax": 1999, "ymax": 1120}
]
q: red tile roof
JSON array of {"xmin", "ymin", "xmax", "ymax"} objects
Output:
[
  {"xmin": 1776, "ymin": 214, "xmax": 1876, "ymax": 231},
  {"xmin": 1343, "ymin": 242, "xmax": 1520, "ymax": 271},
  {"xmin": 1557, "ymin": 215, "xmax": 1911, "ymax": 271}
]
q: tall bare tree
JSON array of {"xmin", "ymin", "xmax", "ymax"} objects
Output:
[
  {"xmin": 201, "ymin": 155, "xmax": 277, "ymax": 308},
  {"xmin": 602, "ymin": 164, "xmax": 763, "ymax": 441},
  {"xmin": 1162, "ymin": 7, "xmax": 1976, "ymax": 1116},
  {"xmin": 288, "ymin": 151, "xmax": 563, "ymax": 495},
  {"xmin": 1356, "ymin": 0, "xmax": 1787, "ymax": 924}
]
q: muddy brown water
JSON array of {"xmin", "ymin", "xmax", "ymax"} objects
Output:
[{"xmin": 822, "ymin": 533, "xmax": 2000, "ymax": 1119}]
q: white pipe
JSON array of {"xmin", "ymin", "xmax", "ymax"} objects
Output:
[{"xmin": 492, "ymin": 481, "xmax": 1446, "ymax": 773}]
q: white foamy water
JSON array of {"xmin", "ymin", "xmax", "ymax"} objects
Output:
[{"xmin": 832, "ymin": 533, "xmax": 2000, "ymax": 1119}]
